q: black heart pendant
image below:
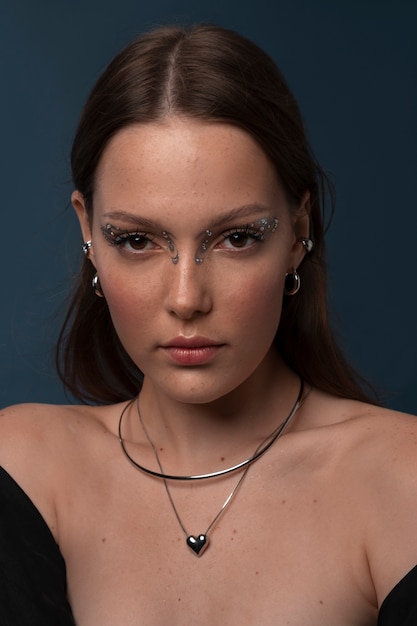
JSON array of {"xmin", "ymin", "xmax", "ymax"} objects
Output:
[{"xmin": 186, "ymin": 534, "xmax": 208, "ymax": 556}]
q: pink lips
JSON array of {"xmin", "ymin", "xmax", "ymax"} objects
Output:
[{"xmin": 161, "ymin": 336, "xmax": 223, "ymax": 366}]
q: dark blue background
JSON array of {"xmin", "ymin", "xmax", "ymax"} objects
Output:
[{"xmin": 1, "ymin": 1, "xmax": 416, "ymax": 411}]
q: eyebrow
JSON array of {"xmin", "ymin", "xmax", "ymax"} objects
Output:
[
  {"xmin": 200, "ymin": 203, "xmax": 274, "ymax": 234},
  {"xmin": 102, "ymin": 203, "xmax": 274, "ymax": 234},
  {"xmin": 102, "ymin": 211, "xmax": 160, "ymax": 229}
]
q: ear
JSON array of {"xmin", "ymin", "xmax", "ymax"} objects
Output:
[
  {"xmin": 289, "ymin": 190, "xmax": 311, "ymax": 270},
  {"xmin": 72, "ymin": 190, "xmax": 96, "ymax": 267}
]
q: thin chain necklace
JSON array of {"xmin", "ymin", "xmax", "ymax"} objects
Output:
[
  {"xmin": 118, "ymin": 380, "xmax": 305, "ymax": 556},
  {"xmin": 139, "ymin": 410, "xmax": 252, "ymax": 556}
]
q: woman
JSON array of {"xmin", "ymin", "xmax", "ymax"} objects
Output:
[{"xmin": 1, "ymin": 24, "xmax": 416, "ymax": 625}]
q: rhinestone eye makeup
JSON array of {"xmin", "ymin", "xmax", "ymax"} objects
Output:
[
  {"xmin": 101, "ymin": 216, "xmax": 279, "ymax": 265},
  {"xmin": 195, "ymin": 230, "xmax": 213, "ymax": 264},
  {"xmin": 161, "ymin": 231, "xmax": 179, "ymax": 264},
  {"xmin": 194, "ymin": 217, "xmax": 278, "ymax": 264}
]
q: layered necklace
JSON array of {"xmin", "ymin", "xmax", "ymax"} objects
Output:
[{"xmin": 118, "ymin": 379, "xmax": 304, "ymax": 556}]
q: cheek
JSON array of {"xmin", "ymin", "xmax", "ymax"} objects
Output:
[
  {"xmin": 99, "ymin": 272, "xmax": 157, "ymax": 343},
  {"xmin": 225, "ymin": 270, "xmax": 285, "ymax": 334}
]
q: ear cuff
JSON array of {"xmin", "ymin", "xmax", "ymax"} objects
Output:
[
  {"xmin": 82, "ymin": 240, "xmax": 92, "ymax": 256},
  {"xmin": 298, "ymin": 237, "xmax": 313, "ymax": 252}
]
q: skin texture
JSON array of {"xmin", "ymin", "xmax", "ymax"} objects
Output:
[
  {"xmin": 1, "ymin": 118, "xmax": 417, "ymax": 625},
  {"xmin": 74, "ymin": 119, "xmax": 308, "ymax": 410}
]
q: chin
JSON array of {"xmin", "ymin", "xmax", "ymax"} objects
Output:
[{"xmin": 146, "ymin": 368, "xmax": 257, "ymax": 406}]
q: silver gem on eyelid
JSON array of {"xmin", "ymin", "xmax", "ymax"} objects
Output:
[
  {"xmin": 105, "ymin": 224, "xmax": 117, "ymax": 237},
  {"xmin": 161, "ymin": 231, "xmax": 179, "ymax": 264},
  {"xmin": 257, "ymin": 217, "xmax": 279, "ymax": 236}
]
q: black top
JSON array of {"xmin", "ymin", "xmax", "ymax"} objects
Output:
[
  {"xmin": 377, "ymin": 564, "xmax": 417, "ymax": 625},
  {"xmin": 0, "ymin": 465, "xmax": 416, "ymax": 625},
  {"xmin": 0, "ymin": 466, "xmax": 75, "ymax": 625}
]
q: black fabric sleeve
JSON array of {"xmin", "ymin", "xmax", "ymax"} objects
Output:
[
  {"xmin": 378, "ymin": 564, "xmax": 417, "ymax": 626},
  {"xmin": 0, "ymin": 466, "xmax": 76, "ymax": 625}
]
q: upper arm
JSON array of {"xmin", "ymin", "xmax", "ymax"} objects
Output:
[
  {"xmin": 363, "ymin": 411, "xmax": 417, "ymax": 608},
  {"xmin": 0, "ymin": 403, "xmax": 64, "ymax": 540}
]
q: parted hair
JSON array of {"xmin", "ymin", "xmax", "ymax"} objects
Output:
[{"xmin": 57, "ymin": 24, "xmax": 375, "ymax": 404}]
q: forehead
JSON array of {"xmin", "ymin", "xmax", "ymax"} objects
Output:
[{"xmin": 93, "ymin": 118, "xmax": 288, "ymax": 226}]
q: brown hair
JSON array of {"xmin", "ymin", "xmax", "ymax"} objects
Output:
[{"xmin": 57, "ymin": 24, "xmax": 376, "ymax": 404}]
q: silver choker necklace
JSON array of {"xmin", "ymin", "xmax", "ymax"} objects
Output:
[
  {"xmin": 118, "ymin": 380, "xmax": 304, "ymax": 555},
  {"xmin": 118, "ymin": 379, "xmax": 304, "ymax": 481}
]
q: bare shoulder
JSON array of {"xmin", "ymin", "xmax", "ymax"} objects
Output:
[
  {"xmin": 340, "ymin": 401, "xmax": 417, "ymax": 491},
  {"xmin": 0, "ymin": 402, "xmax": 75, "ymax": 464},
  {"xmin": 356, "ymin": 405, "xmax": 417, "ymax": 604},
  {"xmin": 301, "ymin": 390, "xmax": 417, "ymax": 520},
  {"xmin": 343, "ymin": 400, "xmax": 417, "ymax": 462},
  {"xmin": 0, "ymin": 400, "xmax": 114, "ymax": 449},
  {"xmin": 0, "ymin": 401, "xmax": 123, "ymax": 534},
  {"xmin": 295, "ymin": 392, "xmax": 417, "ymax": 604},
  {"xmin": 312, "ymin": 394, "xmax": 417, "ymax": 603},
  {"xmin": 345, "ymin": 400, "xmax": 417, "ymax": 496},
  {"xmin": 305, "ymin": 389, "xmax": 417, "ymax": 453}
]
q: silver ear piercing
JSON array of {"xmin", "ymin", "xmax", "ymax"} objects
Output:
[
  {"xmin": 82, "ymin": 240, "xmax": 92, "ymax": 256},
  {"xmin": 284, "ymin": 269, "xmax": 301, "ymax": 296},
  {"xmin": 298, "ymin": 237, "xmax": 313, "ymax": 252},
  {"xmin": 92, "ymin": 273, "xmax": 104, "ymax": 297}
]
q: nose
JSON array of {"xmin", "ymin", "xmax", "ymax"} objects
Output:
[{"xmin": 165, "ymin": 253, "xmax": 213, "ymax": 319}]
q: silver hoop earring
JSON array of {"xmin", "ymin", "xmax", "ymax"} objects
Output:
[
  {"xmin": 92, "ymin": 273, "xmax": 104, "ymax": 297},
  {"xmin": 284, "ymin": 269, "xmax": 301, "ymax": 296},
  {"xmin": 82, "ymin": 240, "xmax": 92, "ymax": 256}
]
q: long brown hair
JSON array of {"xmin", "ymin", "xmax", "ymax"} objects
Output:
[{"xmin": 57, "ymin": 24, "xmax": 376, "ymax": 405}]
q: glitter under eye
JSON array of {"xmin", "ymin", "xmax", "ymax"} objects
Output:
[
  {"xmin": 195, "ymin": 230, "xmax": 213, "ymax": 264},
  {"xmin": 161, "ymin": 231, "xmax": 179, "ymax": 264}
]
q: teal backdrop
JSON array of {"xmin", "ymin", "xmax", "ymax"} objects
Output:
[{"xmin": 1, "ymin": 0, "xmax": 416, "ymax": 411}]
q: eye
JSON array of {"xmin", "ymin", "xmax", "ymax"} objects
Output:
[
  {"xmin": 219, "ymin": 227, "xmax": 263, "ymax": 250},
  {"xmin": 225, "ymin": 231, "xmax": 253, "ymax": 248},
  {"xmin": 122, "ymin": 233, "xmax": 155, "ymax": 252},
  {"xmin": 101, "ymin": 225, "xmax": 159, "ymax": 255}
]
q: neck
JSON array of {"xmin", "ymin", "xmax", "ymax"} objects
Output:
[
  {"xmin": 123, "ymin": 354, "xmax": 304, "ymax": 477},
  {"xmin": 134, "ymin": 379, "xmax": 303, "ymax": 480}
]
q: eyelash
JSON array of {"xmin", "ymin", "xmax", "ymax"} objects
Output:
[
  {"xmin": 219, "ymin": 225, "xmax": 266, "ymax": 248},
  {"xmin": 101, "ymin": 227, "xmax": 156, "ymax": 251},
  {"xmin": 100, "ymin": 223, "xmax": 269, "ymax": 256}
]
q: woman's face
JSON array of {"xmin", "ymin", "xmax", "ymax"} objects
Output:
[{"xmin": 73, "ymin": 118, "xmax": 309, "ymax": 404}]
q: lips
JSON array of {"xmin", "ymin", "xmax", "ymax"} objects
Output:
[{"xmin": 161, "ymin": 336, "xmax": 224, "ymax": 365}]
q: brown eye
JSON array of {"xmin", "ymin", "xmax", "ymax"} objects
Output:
[
  {"xmin": 227, "ymin": 232, "xmax": 250, "ymax": 248},
  {"xmin": 128, "ymin": 235, "xmax": 150, "ymax": 250},
  {"xmin": 101, "ymin": 224, "xmax": 161, "ymax": 257}
]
